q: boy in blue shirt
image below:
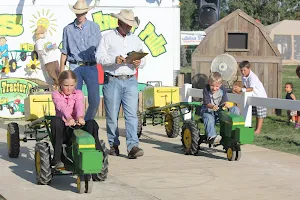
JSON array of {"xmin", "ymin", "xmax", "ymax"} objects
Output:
[
  {"xmin": 201, "ymin": 72, "xmax": 240, "ymax": 144},
  {"xmin": 0, "ymin": 37, "xmax": 8, "ymax": 66}
]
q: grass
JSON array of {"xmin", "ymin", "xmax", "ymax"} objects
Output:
[{"xmin": 254, "ymin": 65, "xmax": 300, "ymax": 155}]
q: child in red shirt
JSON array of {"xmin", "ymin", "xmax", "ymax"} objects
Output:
[{"xmin": 51, "ymin": 70, "xmax": 101, "ymax": 169}]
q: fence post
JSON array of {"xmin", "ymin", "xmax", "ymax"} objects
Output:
[
  {"xmin": 242, "ymin": 91, "xmax": 253, "ymax": 127},
  {"xmin": 180, "ymin": 84, "xmax": 192, "ymax": 120}
]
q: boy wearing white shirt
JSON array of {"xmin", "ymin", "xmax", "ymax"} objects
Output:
[{"xmin": 233, "ymin": 61, "xmax": 267, "ymax": 134}]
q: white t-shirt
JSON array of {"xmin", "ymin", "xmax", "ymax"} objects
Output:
[
  {"xmin": 35, "ymin": 38, "xmax": 58, "ymax": 64},
  {"xmin": 242, "ymin": 70, "xmax": 267, "ymax": 98}
]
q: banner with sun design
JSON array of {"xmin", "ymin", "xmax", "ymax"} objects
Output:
[{"xmin": 0, "ymin": 0, "xmax": 181, "ymax": 118}]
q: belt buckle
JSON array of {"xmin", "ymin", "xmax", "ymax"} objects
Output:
[
  {"xmin": 118, "ymin": 75, "xmax": 127, "ymax": 80},
  {"xmin": 77, "ymin": 61, "xmax": 84, "ymax": 66}
]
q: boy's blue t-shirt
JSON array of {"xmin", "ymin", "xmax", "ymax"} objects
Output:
[
  {"xmin": 202, "ymin": 84, "xmax": 228, "ymax": 111},
  {"xmin": 0, "ymin": 44, "xmax": 8, "ymax": 58}
]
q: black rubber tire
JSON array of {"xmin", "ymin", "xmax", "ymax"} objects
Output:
[
  {"xmin": 20, "ymin": 52, "xmax": 27, "ymax": 61},
  {"xmin": 7, "ymin": 122, "xmax": 20, "ymax": 158},
  {"xmin": 35, "ymin": 142, "xmax": 52, "ymax": 185},
  {"xmin": 8, "ymin": 107, "xmax": 14, "ymax": 115},
  {"xmin": 164, "ymin": 110, "xmax": 181, "ymax": 138},
  {"xmin": 31, "ymin": 51, "xmax": 39, "ymax": 60},
  {"xmin": 0, "ymin": 104, "xmax": 3, "ymax": 110},
  {"xmin": 92, "ymin": 140, "xmax": 108, "ymax": 181},
  {"xmin": 9, "ymin": 59, "xmax": 17, "ymax": 72},
  {"xmin": 181, "ymin": 120, "xmax": 200, "ymax": 155},
  {"xmin": 137, "ymin": 110, "xmax": 143, "ymax": 138}
]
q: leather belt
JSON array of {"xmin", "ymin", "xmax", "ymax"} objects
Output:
[
  {"xmin": 69, "ymin": 61, "xmax": 97, "ymax": 66},
  {"xmin": 107, "ymin": 73, "xmax": 134, "ymax": 80}
]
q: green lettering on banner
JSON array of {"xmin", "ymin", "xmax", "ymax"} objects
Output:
[
  {"xmin": 0, "ymin": 14, "xmax": 24, "ymax": 36},
  {"xmin": 138, "ymin": 22, "xmax": 167, "ymax": 57}
]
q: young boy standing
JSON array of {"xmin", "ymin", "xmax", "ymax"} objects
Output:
[
  {"xmin": 233, "ymin": 61, "xmax": 267, "ymax": 134},
  {"xmin": 201, "ymin": 72, "xmax": 240, "ymax": 144}
]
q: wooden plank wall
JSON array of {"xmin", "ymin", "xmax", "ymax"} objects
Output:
[{"xmin": 84, "ymin": 92, "xmax": 144, "ymax": 118}]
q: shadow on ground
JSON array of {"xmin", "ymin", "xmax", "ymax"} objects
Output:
[{"xmin": 0, "ymin": 142, "xmax": 78, "ymax": 193}]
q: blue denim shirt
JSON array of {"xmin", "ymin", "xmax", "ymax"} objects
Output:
[{"xmin": 61, "ymin": 19, "xmax": 101, "ymax": 62}]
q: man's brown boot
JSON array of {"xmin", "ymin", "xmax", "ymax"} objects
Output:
[
  {"xmin": 109, "ymin": 145, "xmax": 120, "ymax": 156},
  {"xmin": 128, "ymin": 146, "xmax": 144, "ymax": 159}
]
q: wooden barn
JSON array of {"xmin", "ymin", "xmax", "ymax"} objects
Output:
[{"xmin": 191, "ymin": 9, "xmax": 283, "ymax": 108}]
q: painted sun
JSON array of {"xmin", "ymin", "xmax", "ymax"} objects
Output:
[{"xmin": 30, "ymin": 9, "xmax": 58, "ymax": 36}]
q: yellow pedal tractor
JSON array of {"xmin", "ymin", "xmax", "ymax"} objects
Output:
[
  {"xmin": 138, "ymin": 81, "xmax": 201, "ymax": 138},
  {"xmin": 6, "ymin": 86, "xmax": 108, "ymax": 193},
  {"xmin": 181, "ymin": 102, "xmax": 255, "ymax": 161}
]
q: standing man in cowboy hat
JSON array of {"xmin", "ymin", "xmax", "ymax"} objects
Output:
[
  {"xmin": 60, "ymin": 0, "xmax": 101, "ymax": 120},
  {"xmin": 96, "ymin": 9, "xmax": 146, "ymax": 159}
]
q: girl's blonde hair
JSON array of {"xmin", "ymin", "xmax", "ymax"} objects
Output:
[
  {"xmin": 209, "ymin": 72, "xmax": 223, "ymax": 84},
  {"xmin": 58, "ymin": 70, "xmax": 77, "ymax": 86},
  {"xmin": 35, "ymin": 26, "xmax": 47, "ymax": 40}
]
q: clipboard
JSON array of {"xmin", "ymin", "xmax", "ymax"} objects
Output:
[{"xmin": 125, "ymin": 51, "xmax": 148, "ymax": 64}]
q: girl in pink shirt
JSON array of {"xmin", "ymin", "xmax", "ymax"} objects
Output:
[{"xmin": 50, "ymin": 70, "xmax": 101, "ymax": 169}]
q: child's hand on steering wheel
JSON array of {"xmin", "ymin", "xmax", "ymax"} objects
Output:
[
  {"xmin": 77, "ymin": 117, "xmax": 86, "ymax": 126},
  {"xmin": 212, "ymin": 105, "xmax": 219, "ymax": 111},
  {"xmin": 66, "ymin": 118, "xmax": 76, "ymax": 126}
]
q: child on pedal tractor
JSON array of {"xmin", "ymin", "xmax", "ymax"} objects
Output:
[
  {"xmin": 200, "ymin": 72, "xmax": 240, "ymax": 145},
  {"xmin": 51, "ymin": 70, "xmax": 102, "ymax": 169}
]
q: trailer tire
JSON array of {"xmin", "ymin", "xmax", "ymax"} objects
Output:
[
  {"xmin": 164, "ymin": 110, "xmax": 180, "ymax": 138},
  {"xmin": 35, "ymin": 142, "xmax": 52, "ymax": 185},
  {"xmin": 137, "ymin": 110, "xmax": 143, "ymax": 138},
  {"xmin": 181, "ymin": 120, "xmax": 200, "ymax": 155},
  {"xmin": 7, "ymin": 122, "xmax": 20, "ymax": 158},
  {"xmin": 92, "ymin": 140, "xmax": 108, "ymax": 181}
]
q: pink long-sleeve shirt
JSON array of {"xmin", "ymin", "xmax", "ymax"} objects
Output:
[{"xmin": 52, "ymin": 89, "xmax": 84, "ymax": 122}]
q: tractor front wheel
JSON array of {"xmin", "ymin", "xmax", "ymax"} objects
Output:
[
  {"xmin": 7, "ymin": 122, "xmax": 20, "ymax": 158},
  {"xmin": 77, "ymin": 174, "xmax": 93, "ymax": 194},
  {"xmin": 92, "ymin": 139, "xmax": 108, "ymax": 181},
  {"xmin": 164, "ymin": 110, "xmax": 180, "ymax": 138},
  {"xmin": 35, "ymin": 142, "xmax": 52, "ymax": 185},
  {"xmin": 181, "ymin": 120, "xmax": 200, "ymax": 155},
  {"xmin": 227, "ymin": 147, "xmax": 241, "ymax": 161}
]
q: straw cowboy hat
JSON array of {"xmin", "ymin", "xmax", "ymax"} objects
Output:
[
  {"xmin": 111, "ymin": 9, "xmax": 138, "ymax": 27},
  {"xmin": 69, "ymin": 0, "xmax": 93, "ymax": 14}
]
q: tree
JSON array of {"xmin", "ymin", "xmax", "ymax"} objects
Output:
[
  {"xmin": 222, "ymin": 0, "xmax": 299, "ymax": 25},
  {"xmin": 180, "ymin": 0, "xmax": 197, "ymax": 30}
]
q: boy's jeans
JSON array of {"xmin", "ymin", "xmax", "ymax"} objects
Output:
[
  {"xmin": 102, "ymin": 75, "xmax": 139, "ymax": 152},
  {"xmin": 70, "ymin": 64, "xmax": 100, "ymax": 121},
  {"xmin": 202, "ymin": 106, "xmax": 240, "ymax": 138}
]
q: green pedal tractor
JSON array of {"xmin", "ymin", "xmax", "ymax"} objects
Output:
[
  {"xmin": 6, "ymin": 86, "xmax": 108, "ymax": 193},
  {"xmin": 181, "ymin": 104, "xmax": 255, "ymax": 161}
]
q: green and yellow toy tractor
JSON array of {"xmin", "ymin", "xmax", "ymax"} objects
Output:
[
  {"xmin": 181, "ymin": 104, "xmax": 254, "ymax": 161},
  {"xmin": 6, "ymin": 86, "xmax": 108, "ymax": 193}
]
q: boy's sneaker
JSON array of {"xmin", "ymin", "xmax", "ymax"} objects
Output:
[
  {"xmin": 51, "ymin": 160, "xmax": 65, "ymax": 169},
  {"xmin": 295, "ymin": 123, "xmax": 300, "ymax": 129},
  {"xmin": 207, "ymin": 135, "xmax": 222, "ymax": 145}
]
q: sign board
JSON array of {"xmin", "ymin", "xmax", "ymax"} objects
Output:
[
  {"xmin": 0, "ymin": 0, "xmax": 180, "ymax": 87},
  {"xmin": 0, "ymin": 78, "xmax": 38, "ymax": 119},
  {"xmin": 181, "ymin": 31, "xmax": 206, "ymax": 46}
]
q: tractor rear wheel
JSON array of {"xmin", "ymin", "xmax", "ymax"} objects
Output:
[
  {"xmin": 92, "ymin": 140, "xmax": 108, "ymax": 181},
  {"xmin": 35, "ymin": 142, "xmax": 52, "ymax": 185},
  {"xmin": 7, "ymin": 122, "xmax": 20, "ymax": 158},
  {"xmin": 181, "ymin": 120, "xmax": 200, "ymax": 155},
  {"xmin": 9, "ymin": 59, "xmax": 17, "ymax": 72},
  {"xmin": 164, "ymin": 110, "xmax": 180, "ymax": 138},
  {"xmin": 137, "ymin": 110, "xmax": 143, "ymax": 138}
]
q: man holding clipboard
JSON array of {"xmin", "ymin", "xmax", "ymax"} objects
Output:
[{"xmin": 96, "ymin": 9, "xmax": 147, "ymax": 159}]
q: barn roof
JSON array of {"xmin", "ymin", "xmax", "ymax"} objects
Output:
[
  {"xmin": 266, "ymin": 20, "xmax": 300, "ymax": 35},
  {"xmin": 204, "ymin": 9, "xmax": 280, "ymax": 57}
]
